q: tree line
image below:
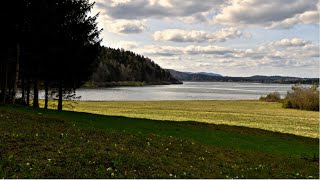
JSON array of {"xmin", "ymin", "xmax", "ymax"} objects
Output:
[
  {"xmin": 89, "ymin": 47, "xmax": 181, "ymax": 86},
  {"xmin": 0, "ymin": 0, "xmax": 101, "ymax": 110},
  {"xmin": 168, "ymin": 70, "xmax": 319, "ymax": 84}
]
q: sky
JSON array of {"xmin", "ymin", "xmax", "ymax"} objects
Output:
[{"xmin": 89, "ymin": 0, "xmax": 319, "ymax": 78}]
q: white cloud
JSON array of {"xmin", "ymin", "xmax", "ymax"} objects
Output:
[
  {"xmin": 153, "ymin": 28, "xmax": 248, "ymax": 43},
  {"xmin": 91, "ymin": 0, "xmax": 319, "ymax": 37},
  {"xmin": 140, "ymin": 45, "xmax": 235, "ymax": 56},
  {"xmin": 179, "ymin": 12, "xmax": 209, "ymax": 23},
  {"xmin": 214, "ymin": 0, "xmax": 319, "ymax": 28},
  {"xmin": 110, "ymin": 0, "xmax": 132, "ymax": 6},
  {"xmin": 116, "ymin": 41, "xmax": 139, "ymax": 49},
  {"xmin": 107, "ymin": 20, "xmax": 146, "ymax": 34},
  {"xmin": 269, "ymin": 10, "xmax": 320, "ymax": 29},
  {"xmin": 141, "ymin": 45, "xmax": 183, "ymax": 56},
  {"xmin": 270, "ymin": 38, "xmax": 311, "ymax": 47},
  {"xmin": 149, "ymin": 0, "xmax": 174, "ymax": 8},
  {"xmin": 94, "ymin": 0, "xmax": 224, "ymax": 20},
  {"xmin": 139, "ymin": 38, "xmax": 319, "ymax": 69},
  {"xmin": 184, "ymin": 45, "xmax": 234, "ymax": 55},
  {"xmin": 230, "ymin": 38, "xmax": 319, "ymax": 61}
]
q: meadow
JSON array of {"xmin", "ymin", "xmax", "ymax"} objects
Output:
[
  {"xmin": 68, "ymin": 100, "xmax": 319, "ymax": 138},
  {"xmin": 0, "ymin": 100, "xmax": 319, "ymax": 178}
]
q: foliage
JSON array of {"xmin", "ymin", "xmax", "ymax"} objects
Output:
[
  {"xmin": 0, "ymin": 106, "xmax": 318, "ymax": 178},
  {"xmin": 282, "ymin": 84, "xmax": 319, "ymax": 111},
  {"xmin": 259, "ymin": 91, "xmax": 281, "ymax": 102},
  {"xmin": 0, "ymin": 0, "xmax": 101, "ymax": 110},
  {"xmin": 90, "ymin": 47, "xmax": 181, "ymax": 86}
]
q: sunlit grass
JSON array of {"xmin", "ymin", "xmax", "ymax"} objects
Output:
[{"xmin": 56, "ymin": 100, "xmax": 319, "ymax": 138}]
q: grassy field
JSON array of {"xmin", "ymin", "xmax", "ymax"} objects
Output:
[
  {"xmin": 66, "ymin": 100, "xmax": 319, "ymax": 138},
  {"xmin": 0, "ymin": 101, "xmax": 319, "ymax": 178}
]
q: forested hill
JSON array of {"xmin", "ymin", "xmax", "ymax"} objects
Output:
[
  {"xmin": 87, "ymin": 47, "xmax": 182, "ymax": 87},
  {"xmin": 167, "ymin": 69, "xmax": 222, "ymax": 81},
  {"xmin": 168, "ymin": 69, "xmax": 319, "ymax": 84}
]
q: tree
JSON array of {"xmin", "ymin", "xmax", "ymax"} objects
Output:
[
  {"xmin": 38, "ymin": 0, "xmax": 100, "ymax": 110},
  {"xmin": 0, "ymin": 0, "xmax": 26, "ymax": 104},
  {"xmin": 89, "ymin": 47, "xmax": 181, "ymax": 86},
  {"xmin": 1, "ymin": 0, "xmax": 101, "ymax": 111}
]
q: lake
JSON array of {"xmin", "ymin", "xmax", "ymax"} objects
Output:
[{"xmin": 72, "ymin": 82, "xmax": 295, "ymax": 101}]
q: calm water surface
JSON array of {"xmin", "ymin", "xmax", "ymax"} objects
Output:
[{"xmin": 74, "ymin": 82, "xmax": 295, "ymax": 101}]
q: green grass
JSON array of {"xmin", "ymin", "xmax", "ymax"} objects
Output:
[
  {"xmin": 0, "ymin": 103, "xmax": 319, "ymax": 178},
  {"xmin": 66, "ymin": 100, "xmax": 319, "ymax": 138}
]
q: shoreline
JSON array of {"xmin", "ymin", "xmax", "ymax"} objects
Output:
[
  {"xmin": 81, "ymin": 80, "xmax": 316, "ymax": 88},
  {"xmin": 82, "ymin": 80, "xmax": 183, "ymax": 88}
]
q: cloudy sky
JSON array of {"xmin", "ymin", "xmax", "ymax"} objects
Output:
[{"xmin": 90, "ymin": 0, "xmax": 319, "ymax": 78}]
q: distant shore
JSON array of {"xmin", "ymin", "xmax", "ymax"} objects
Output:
[
  {"xmin": 82, "ymin": 78, "xmax": 317, "ymax": 88},
  {"xmin": 82, "ymin": 80, "xmax": 183, "ymax": 88}
]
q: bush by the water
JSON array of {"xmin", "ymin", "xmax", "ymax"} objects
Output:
[
  {"xmin": 282, "ymin": 84, "xmax": 319, "ymax": 111},
  {"xmin": 260, "ymin": 92, "xmax": 281, "ymax": 102}
]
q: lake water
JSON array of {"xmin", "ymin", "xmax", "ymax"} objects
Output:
[{"xmin": 73, "ymin": 82, "xmax": 295, "ymax": 101}]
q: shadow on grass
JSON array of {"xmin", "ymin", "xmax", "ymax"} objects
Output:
[{"xmin": 1, "ymin": 105, "xmax": 319, "ymax": 157}]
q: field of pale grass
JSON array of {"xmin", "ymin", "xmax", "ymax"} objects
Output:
[{"xmin": 63, "ymin": 100, "xmax": 319, "ymax": 138}]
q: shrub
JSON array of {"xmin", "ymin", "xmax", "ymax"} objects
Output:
[
  {"xmin": 282, "ymin": 84, "xmax": 319, "ymax": 111},
  {"xmin": 260, "ymin": 91, "xmax": 281, "ymax": 102}
]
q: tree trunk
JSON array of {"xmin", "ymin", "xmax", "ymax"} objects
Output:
[
  {"xmin": 21, "ymin": 77, "xmax": 25, "ymax": 103},
  {"xmin": 58, "ymin": 80, "xmax": 63, "ymax": 111},
  {"xmin": 1, "ymin": 63, "xmax": 8, "ymax": 104},
  {"xmin": 26, "ymin": 80, "xmax": 30, "ymax": 106},
  {"xmin": 0, "ymin": 64, "xmax": 3, "ymax": 104},
  {"xmin": 33, "ymin": 79, "xmax": 39, "ymax": 108},
  {"xmin": 11, "ymin": 42, "xmax": 20, "ymax": 104},
  {"xmin": 44, "ymin": 81, "xmax": 48, "ymax": 109}
]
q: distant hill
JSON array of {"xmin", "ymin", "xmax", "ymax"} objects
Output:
[
  {"xmin": 197, "ymin": 72, "xmax": 222, "ymax": 76},
  {"xmin": 167, "ymin": 70, "xmax": 318, "ymax": 84},
  {"xmin": 167, "ymin": 69, "xmax": 222, "ymax": 81},
  {"xmin": 87, "ymin": 47, "xmax": 182, "ymax": 87},
  {"xmin": 187, "ymin": 72, "xmax": 222, "ymax": 77}
]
